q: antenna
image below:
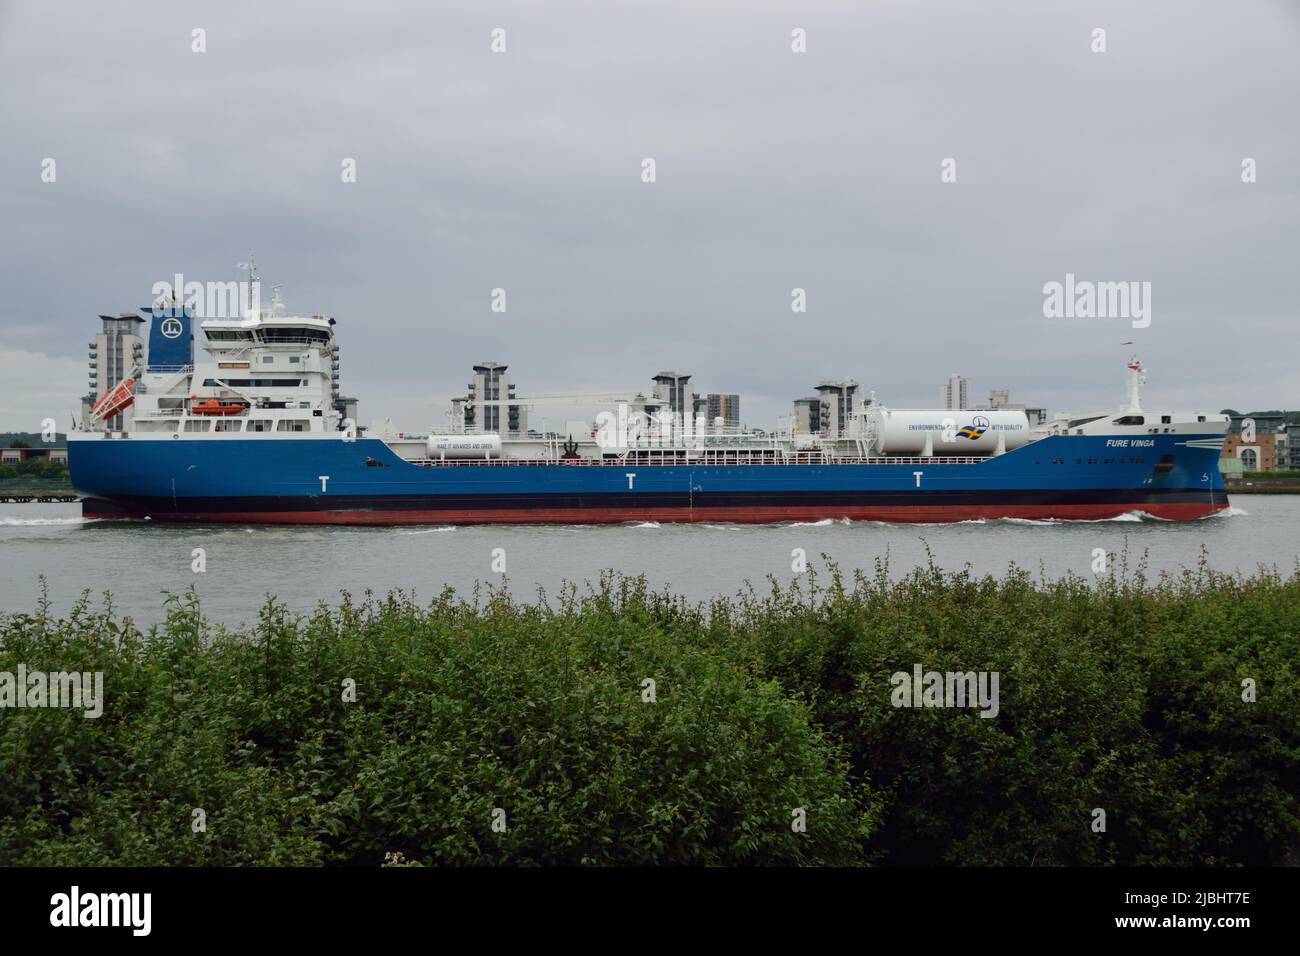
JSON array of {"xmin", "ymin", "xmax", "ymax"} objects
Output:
[
  {"xmin": 248, "ymin": 257, "xmax": 258, "ymax": 316},
  {"xmin": 237, "ymin": 257, "xmax": 259, "ymax": 316}
]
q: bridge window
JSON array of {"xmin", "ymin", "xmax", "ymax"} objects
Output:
[
  {"xmin": 204, "ymin": 330, "xmax": 253, "ymax": 342},
  {"xmin": 258, "ymin": 328, "xmax": 331, "ymax": 344},
  {"xmin": 1068, "ymin": 415, "xmax": 1107, "ymax": 428},
  {"xmin": 202, "ymin": 378, "xmax": 305, "ymax": 388},
  {"xmin": 1113, "ymin": 415, "xmax": 1144, "ymax": 425}
]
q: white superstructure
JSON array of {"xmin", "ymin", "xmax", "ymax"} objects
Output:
[{"xmin": 121, "ymin": 290, "xmax": 347, "ymax": 439}]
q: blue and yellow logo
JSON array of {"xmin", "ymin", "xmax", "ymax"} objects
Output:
[{"xmin": 956, "ymin": 416, "xmax": 990, "ymax": 440}]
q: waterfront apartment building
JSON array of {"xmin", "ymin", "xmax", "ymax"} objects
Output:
[
  {"xmin": 652, "ymin": 372, "xmax": 695, "ymax": 417},
  {"xmin": 1221, "ymin": 414, "xmax": 1287, "ymax": 472},
  {"xmin": 1287, "ymin": 423, "xmax": 1300, "ymax": 471},
  {"xmin": 941, "ymin": 374, "xmax": 968, "ymax": 411},
  {"xmin": 792, "ymin": 396, "xmax": 829, "ymax": 437},
  {"xmin": 791, "ymin": 379, "xmax": 864, "ymax": 439},
  {"xmin": 82, "ymin": 313, "xmax": 146, "ymax": 431},
  {"xmin": 463, "ymin": 362, "xmax": 527, "ymax": 436},
  {"xmin": 705, "ymin": 393, "xmax": 741, "ymax": 429},
  {"xmin": 649, "ymin": 376, "xmax": 743, "ymax": 434},
  {"xmin": 816, "ymin": 380, "xmax": 863, "ymax": 439}
]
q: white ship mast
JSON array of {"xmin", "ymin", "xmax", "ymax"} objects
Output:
[{"xmin": 1123, "ymin": 355, "xmax": 1146, "ymax": 413}]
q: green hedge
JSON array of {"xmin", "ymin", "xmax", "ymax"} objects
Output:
[
  {"xmin": 0, "ymin": 461, "xmax": 67, "ymax": 481},
  {"xmin": 0, "ymin": 584, "xmax": 866, "ymax": 865},
  {"xmin": 1, "ymin": 557, "xmax": 1297, "ymax": 866}
]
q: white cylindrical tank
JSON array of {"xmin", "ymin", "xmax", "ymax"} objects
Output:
[
  {"xmin": 866, "ymin": 407, "xmax": 1030, "ymax": 456},
  {"xmin": 426, "ymin": 434, "xmax": 502, "ymax": 458}
]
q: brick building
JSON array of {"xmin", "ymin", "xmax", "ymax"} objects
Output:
[{"xmin": 1221, "ymin": 414, "xmax": 1287, "ymax": 472}]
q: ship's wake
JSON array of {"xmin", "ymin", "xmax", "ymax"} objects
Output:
[
  {"xmin": 0, "ymin": 515, "xmax": 87, "ymax": 527},
  {"xmin": 1202, "ymin": 506, "xmax": 1249, "ymax": 519},
  {"xmin": 997, "ymin": 511, "xmax": 1149, "ymax": 526}
]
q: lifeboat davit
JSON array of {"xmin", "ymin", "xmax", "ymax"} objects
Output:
[
  {"xmin": 191, "ymin": 399, "xmax": 248, "ymax": 416},
  {"xmin": 90, "ymin": 377, "xmax": 135, "ymax": 422}
]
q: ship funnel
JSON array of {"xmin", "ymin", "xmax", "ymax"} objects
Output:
[{"xmin": 143, "ymin": 303, "xmax": 194, "ymax": 372}]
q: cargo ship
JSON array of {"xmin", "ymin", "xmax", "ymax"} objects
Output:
[{"xmin": 68, "ymin": 284, "xmax": 1229, "ymax": 525}]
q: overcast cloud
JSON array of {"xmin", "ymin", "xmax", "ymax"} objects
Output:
[{"xmin": 1, "ymin": 0, "xmax": 1297, "ymax": 433}]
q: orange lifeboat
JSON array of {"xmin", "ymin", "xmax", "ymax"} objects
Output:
[
  {"xmin": 191, "ymin": 399, "xmax": 248, "ymax": 416},
  {"xmin": 90, "ymin": 377, "xmax": 135, "ymax": 422}
]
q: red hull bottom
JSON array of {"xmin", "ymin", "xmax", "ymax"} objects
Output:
[{"xmin": 82, "ymin": 501, "xmax": 1229, "ymax": 525}]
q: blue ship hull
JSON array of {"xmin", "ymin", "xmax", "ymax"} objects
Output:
[{"xmin": 68, "ymin": 433, "xmax": 1229, "ymax": 524}]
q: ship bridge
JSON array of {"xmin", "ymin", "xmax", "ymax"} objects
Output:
[{"xmin": 87, "ymin": 282, "xmax": 350, "ymax": 439}]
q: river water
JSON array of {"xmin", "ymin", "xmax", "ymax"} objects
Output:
[{"xmin": 1, "ymin": 498, "xmax": 1295, "ymax": 626}]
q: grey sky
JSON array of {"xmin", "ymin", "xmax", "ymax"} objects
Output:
[{"xmin": 1, "ymin": 0, "xmax": 1297, "ymax": 433}]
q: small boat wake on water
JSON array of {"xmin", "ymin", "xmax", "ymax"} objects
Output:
[{"xmin": 68, "ymin": 272, "xmax": 1230, "ymax": 528}]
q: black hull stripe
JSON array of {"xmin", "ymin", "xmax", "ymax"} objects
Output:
[{"xmin": 83, "ymin": 487, "xmax": 1224, "ymax": 515}]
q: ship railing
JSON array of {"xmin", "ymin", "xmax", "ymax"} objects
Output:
[
  {"xmin": 405, "ymin": 455, "xmax": 988, "ymax": 468},
  {"xmin": 829, "ymin": 456, "xmax": 986, "ymax": 465}
]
